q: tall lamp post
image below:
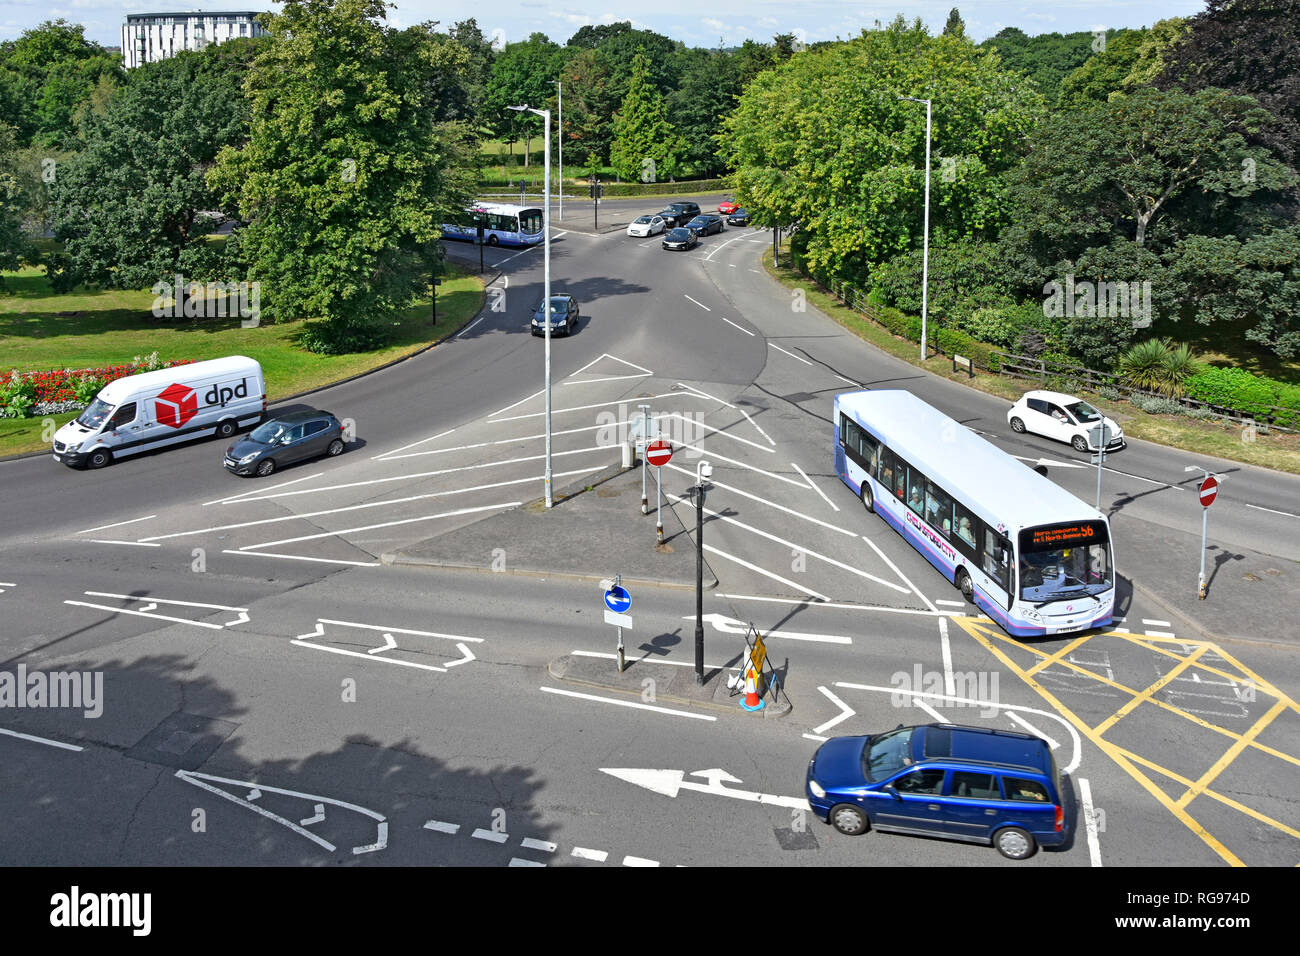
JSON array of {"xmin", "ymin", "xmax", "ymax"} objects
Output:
[
  {"xmin": 556, "ymin": 81, "xmax": 563, "ymax": 220},
  {"xmin": 899, "ymin": 95, "xmax": 932, "ymax": 362},
  {"xmin": 693, "ymin": 460, "xmax": 713, "ymax": 684},
  {"xmin": 508, "ymin": 104, "xmax": 554, "ymax": 508}
]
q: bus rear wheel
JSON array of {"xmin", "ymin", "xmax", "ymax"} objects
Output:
[
  {"xmin": 860, "ymin": 483, "xmax": 874, "ymax": 513},
  {"xmin": 956, "ymin": 568, "xmax": 975, "ymax": 603},
  {"xmin": 487, "ymin": 234, "xmax": 499, "ymax": 246}
]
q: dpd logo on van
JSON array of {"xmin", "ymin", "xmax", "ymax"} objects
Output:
[{"xmin": 156, "ymin": 383, "xmax": 198, "ymax": 429}]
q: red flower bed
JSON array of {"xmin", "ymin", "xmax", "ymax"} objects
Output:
[{"xmin": 6, "ymin": 359, "xmax": 195, "ymax": 405}]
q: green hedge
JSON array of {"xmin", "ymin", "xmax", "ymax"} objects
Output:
[
  {"xmin": 593, "ymin": 178, "xmax": 727, "ymax": 198},
  {"xmin": 1185, "ymin": 366, "xmax": 1300, "ymax": 427},
  {"xmin": 831, "ymin": 281, "xmax": 1003, "ymax": 373}
]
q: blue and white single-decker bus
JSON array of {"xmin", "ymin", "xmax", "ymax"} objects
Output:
[{"xmin": 834, "ymin": 389, "xmax": 1116, "ymax": 636}]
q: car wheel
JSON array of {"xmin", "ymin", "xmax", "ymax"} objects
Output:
[
  {"xmin": 1010, "ymin": 416, "xmax": 1026, "ymax": 434},
  {"xmin": 1072, "ymin": 434, "xmax": 1090, "ymax": 452},
  {"xmin": 327, "ymin": 439, "xmax": 345, "ymax": 457},
  {"xmin": 255, "ymin": 458, "xmax": 276, "ymax": 477},
  {"xmin": 488, "ymin": 234, "xmax": 499, "ymax": 246},
  {"xmin": 830, "ymin": 804, "xmax": 869, "ymax": 836},
  {"xmin": 87, "ymin": 448, "xmax": 112, "ymax": 469},
  {"xmin": 216, "ymin": 419, "xmax": 237, "ymax": 439},
  {"xmin": 956, "ymin": 568, "xmax": 975, "ymax": 603},
  {"xmin": 994, "ymin": 826, "xmax": 1037, "ymax": 860},
  {"xmin": 861, "ymin": 483, "xmax": 874, "ymax": 513}
]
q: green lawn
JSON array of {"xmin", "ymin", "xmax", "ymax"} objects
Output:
[{"xmin": 0, "ymin": 264, "xmax": 485, "ymax": 457}]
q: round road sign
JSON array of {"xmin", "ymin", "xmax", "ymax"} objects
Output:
[
  {"xmin": 646, "ymin": 440, "xmax": 673, "ymax": 468},
  {"xmin": 1199, "ymin": 475, "xmax": 1218, "ymax": 508},
  {"xmin": 604, "ymin": 585, "xmax": 631, "ymax": 613}
]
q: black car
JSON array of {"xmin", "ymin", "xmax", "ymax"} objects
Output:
[
  {"xmin": 657, "ymin": 201, "xmax": 701, "ymax": 227},
  {"xmin": 684, "ymin": 214, "xmax": 725, "ymax": 236},
  {"xmin": 531, "ymin": 294, "xmax": 580, "ymax": 336},
  {"xmin": 224, "ymin": 409, "xmax": 346, "ymax": 477},
  {"xmin": 726, "ymin": 208, "xmax": 751, "ymax": 226},
  {"xmin": 661, "ymin": 227, "xmax": 698, "ymax": 251}
]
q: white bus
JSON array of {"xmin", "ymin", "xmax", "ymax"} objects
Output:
[
  {"xmin": 440, "ymin": 202, "xmax": 544, "ymax": 247},
  {"xmin": 835, "ymin": 389, "xmax": 1116, "ymax": 636}
]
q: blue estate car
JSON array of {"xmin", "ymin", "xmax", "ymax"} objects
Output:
[{"xmin": 806, "ymin": 723, "xmax": 1068, "ymax": 860}]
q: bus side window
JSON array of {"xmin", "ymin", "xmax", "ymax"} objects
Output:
[
  {"xmin": 926, "ymin": 481, "xmax": 953, "ymax": 536},
  {"xmin": 983, "ymin": 531, "xmax": 1011, "ymax": 590},
  {"xmin": 860, "ymin": 433, "xmax": 878, "ymax": 476},
  {"xmin": 953, "ymin": 502, "xmax": 979, "ymax": 552},
  {"xmin": 906, "ymin": 466, "xmax": 925, "ymax": 515},
  {"xmin": 879, "ymin": 448, "xmax": 895, "ymax": 493}
]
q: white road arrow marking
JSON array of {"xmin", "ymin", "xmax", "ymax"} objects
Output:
[
  {"xmin": 601, "ymin": 767, "xmax": 810, "ymax": 810},
  {"xmin": 300, "ymin": 803, "xmax": 325, "ymax": 826},
  {"xmin": 137, "ymin": 603, "xmax": 158, "ymax": 613},
  {"xmin": 174, "ymin": 770, "xmax": 387, "ymax": 855},
  {"xmin": 687, "ymin": 612, "xmax": 852, "ymax": 645},
  {"xmin": 368, "ymin": 633, "xmax": 398, "ymax": 655},
  {"xmin": 223, "ymin": 611, "xmax": 251, "ymax": 628},
  {"xmin": 812, "ymin": 685, "xmax": 856, "ymax": 735},
  {"xmin": 1011, "ymin": 455, "xmax": 1086, "ymax": 470},
  {"xmin": 444, "ymin": 642, "xmax": 476, "ymax": 667}
]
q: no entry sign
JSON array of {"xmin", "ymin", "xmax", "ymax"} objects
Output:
[
  {"xmin": 646, "ymin": 440, "xmax": 673, "ymax": 467},
  {"xmin": 1199, "ymin": 475, "xmax": 1218, "ymax": 507}
]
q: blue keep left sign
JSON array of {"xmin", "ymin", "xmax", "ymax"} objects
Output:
[{"xmin": 603, "ymin": 585, "xmax": 631, "ymax": 614}]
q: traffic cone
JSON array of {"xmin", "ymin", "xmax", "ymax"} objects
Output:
[{"xmin": 740, "ymin": 666, "xmax": 765, "ymax": 711}]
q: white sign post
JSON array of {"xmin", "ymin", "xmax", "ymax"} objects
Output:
[
  {"xmin": 1088, "ymin": 423, "xmax": 1113, "ymax": 510},
  {"xmin": 1184, "ymin": 466, "xmax": 1223, "ymax": 600},
  {"xmin": 601, "ymin": 576, "xmax": 632, "ymax": 672}
]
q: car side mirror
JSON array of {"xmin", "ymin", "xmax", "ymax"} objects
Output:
[{"xmin": 884, "ymin": 784, "xmax": 902, "ymax": 800}]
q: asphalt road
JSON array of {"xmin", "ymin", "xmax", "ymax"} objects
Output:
[{"xmin": 1, "ymin": 196, "xmax": 1297, "ymax": 872}]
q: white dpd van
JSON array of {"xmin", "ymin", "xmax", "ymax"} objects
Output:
[{"xmin": 52, "ymin": 356, "xmax": 266, "ymax": 469}]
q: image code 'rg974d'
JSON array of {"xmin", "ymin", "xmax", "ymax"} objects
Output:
[{"xmin": 51, "ymin": 356, "xmax": 266, "ymax": 469}]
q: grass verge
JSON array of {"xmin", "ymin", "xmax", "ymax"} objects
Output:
[
  {"xmin": 0, "ymin": 264, "xmax": 485, "ymax": 458},
  {"xmin": 762, "ymin": 248, "xmax": 1300, "ymax": 476}
]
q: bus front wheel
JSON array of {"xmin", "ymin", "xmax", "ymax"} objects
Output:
[
  {"xmin": 487, "ymin": 234, "xmax": 499, "ymax": 246},
  {"xmin": 956, "ymin": 568, "xmax": 975, "ymax": 603},
  {"xmin": 860, "ymin": 483, "xmax": 874, "ymax": 513}
]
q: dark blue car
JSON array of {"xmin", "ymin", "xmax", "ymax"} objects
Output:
[{"xmin": 806, "ymin": 723, "xmax": 1068, "ymax": 859}]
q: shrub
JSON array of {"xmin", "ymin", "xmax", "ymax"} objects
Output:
[
  {"xmin": 1130, "ymin": 394, "xmax": 1184, "ymax": 415},
  {"xmin": 1095, "ymin": 385, "xmax": 1122, "ymax": 401},
  {"xmin": 1183, "ymin": 366, "xmax": 1300, "ymax": 426},
  {"xmin": 956, "ymin": 303, "xmax": 1040, "ymax": 350},
  {"xmin": 72, "ymin": 375, "xmax": 104, "ymax": 404},
  {"xmin": 1157, "ymin": 342, "xmax": 1199, "ymax": 398},
  {"xmin": 299, "ymin": 320, "xmax": 389, "ymax": 355}
]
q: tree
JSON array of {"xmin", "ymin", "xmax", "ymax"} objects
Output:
[
  {"xmin": 668, "ymin": 48, "xmax": 740, "ymax": 176},
  {"xmin": 979, "ymin": 27, "xmax": 1093, "ymax": 105},
  {"xmin": 209, "ymin": 0, "xmax": 477, "ymax": 351},
  {"xmin": 0, "ymin": 124, "xmax": 32, "ymax": 281},
  {"xmin": 0, "ymin": 19, "xmax": 122, "ymax": 149},
  {"xmin": 557, "ymin": 48, "xmax": 617, "ymax": 167},
  {"xmin": 1008, "ymin": 87, "xmax": 1296, "ymax": 255},
  {"xmin": 611, "ymin": 52, "xmax": 684, "ymax": 182},
  {"xmin": 718, "ymin": 18, "xmax": 1045, "ymax": 285},
  {"xmin": 1057, "ymin": 21, "xmax": 1186, "ymax": 111},
  {"xmin": 49, "ymin": 45, "xmax": 258, "ymax": 292},
  {"xmin": 1158, "ymin": 0, "xmax": 1300, "ymax": 163},
  {"xmin": 942, "ymin": 9, "xmax": 966, "ymax": 38},
  {"xmin": 484, "ymin": 33, "xmax": 561, "ymax": 161}
]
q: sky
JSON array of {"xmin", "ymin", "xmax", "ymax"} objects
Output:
[{"xmin": 1, "ymin": 0, "xmax": 1210, "ymax": 49}]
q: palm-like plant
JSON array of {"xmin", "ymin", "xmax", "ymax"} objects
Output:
[
  {"xmin": 1119, "ymin": 338, "xmax": 1171, "ymax": 393},
  {"xmin": 1156, "ymin": 342, "xmax": 1198, "ymax": 398}
]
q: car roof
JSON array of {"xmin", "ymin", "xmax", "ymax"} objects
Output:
[
  {"xmin": 1023, "ymin": 390, "xmax": 1083, "ymax": 404},
  {"xmin": 269, "ymin": 409, "xmax": 330, "ymax": 424},
  {"xmin": 920, "ymin": 724, "xmax": 1051, "ymax": 775}
]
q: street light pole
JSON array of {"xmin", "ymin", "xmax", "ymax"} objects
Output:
[
  {"xmin": 693, "ymin": 460, "xmax": 713, "ymax": 685},
  {"xmin": 557, "ymin": 81, "xmax": 563, "ymax": 221},
  {"xmin": 509, "ymin": 104, "xmax": 554, "ymax": 508},
  {"xmin": 900, "ymin": 95, "xmax": 932, "ymax": 362}
]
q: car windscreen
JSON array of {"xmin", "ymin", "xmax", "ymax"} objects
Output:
[
  {"xmin": 634, "ymin": 216, "xmax": 652, "ymax": 224},
  {"xmin": 862, "ymin": 727, "xmax": 914, "ymax": 782},
  {"xmin": 686, "ymin": 218, "xmax": 706, "ymax": 227},
  {"xmin": 666, "ymin": 229, "xmax": 690, "ymax": 239},
  {"xmin": 75, "ymin": 397, "xmax": 114, "ymax": 431},
  {"xmin": 1066, "ymin": 401, "xmax": 1101, "ymax": 423},
  {"xmin": 250, "ymin": 420, "xmax": 287, "ymax": 443}
]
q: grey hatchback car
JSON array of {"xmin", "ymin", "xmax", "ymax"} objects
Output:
[{"xmin": 224, "ymin": 409, "xmax": 346, "ymax": 477}]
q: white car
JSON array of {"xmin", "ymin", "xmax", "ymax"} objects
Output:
[
  {"xmin": 1007, "ymin": 390, "xmax": 1125, "ymax": 453},
  {"xmin": 626, "ymin": 215, "xmax": 667, "ymax": 237}
]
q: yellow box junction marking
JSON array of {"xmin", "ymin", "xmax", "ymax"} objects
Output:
[{"xmin": 951, "ymin": 616, "xmax": 1300, "ymax": 867}]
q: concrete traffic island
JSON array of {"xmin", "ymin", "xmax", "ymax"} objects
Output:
[
  {"xmin": 548, "ymin": 651, "xmax": 793, "ymax": 720},
  {"xmin": 382, "ymin": 463, "xmax": 719, "ymax": 592}
]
